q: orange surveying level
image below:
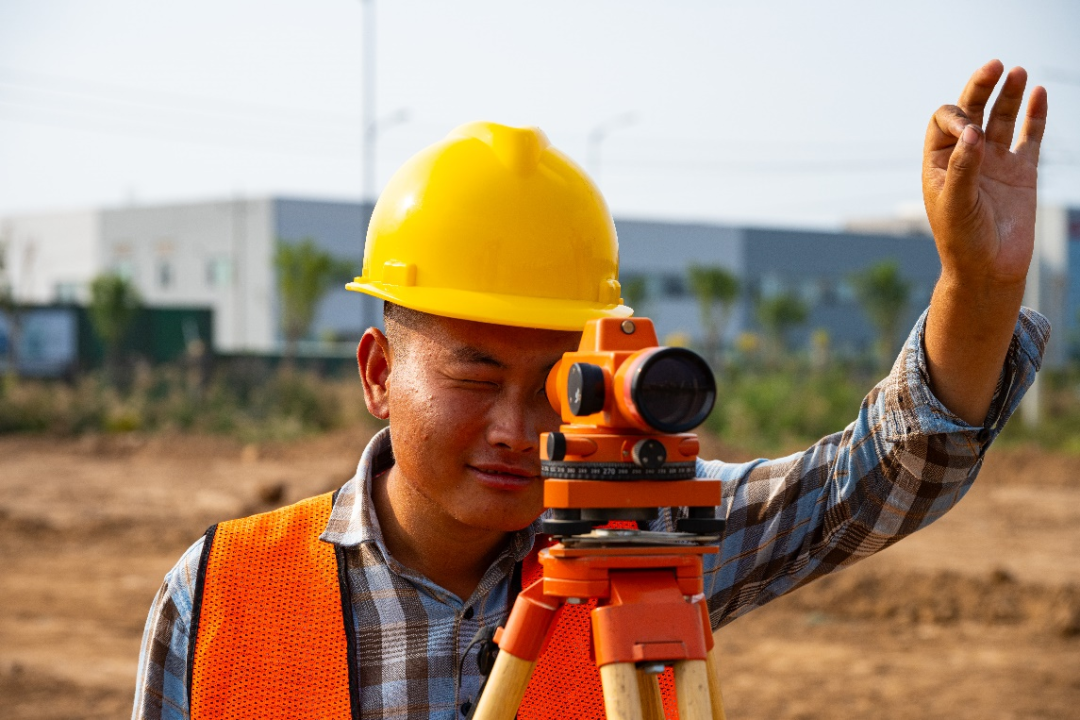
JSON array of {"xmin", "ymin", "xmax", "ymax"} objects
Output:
[{"xmin": 472, "ymin": 317, "xmax": 727, "ymax": 720}]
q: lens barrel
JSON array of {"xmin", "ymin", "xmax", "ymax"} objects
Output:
[{"xmin": 627, "ymin": 348, "xmax": 715, "ymax": 433}]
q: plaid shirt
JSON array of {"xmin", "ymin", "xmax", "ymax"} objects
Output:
[{"xmin": 133, "ymin": 308, "xmax": 1049, "ymax": 720}]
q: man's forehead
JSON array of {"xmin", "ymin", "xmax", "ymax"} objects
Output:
[
  {"xmin": 439, "ymin": 325, "xmax": 578, "ymax": 368},
  {"xmin": 448, "ymin": 345, "xmax": 505, "ymax": 368},
  {"xmin": 387, "ymin": 305, "xmax": 581, "ymax": 364}
]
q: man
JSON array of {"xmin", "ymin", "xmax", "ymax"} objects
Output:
[{"xmin": 134, "ymin": 60, "xmax": 1049, "ymax": 719}]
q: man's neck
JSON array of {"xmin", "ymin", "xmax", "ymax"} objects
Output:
[{"xmin": 371, "ymin": 467, "xmax": 512, "ymax": 601}]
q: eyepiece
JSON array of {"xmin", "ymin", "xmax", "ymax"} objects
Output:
[
  {"xmin": 567, "ymin": 362, "xmax": 606, "ymax": 416},
  {"xmin": 625, "ymin": 348, "xmax": 715, "ymax": 433}
]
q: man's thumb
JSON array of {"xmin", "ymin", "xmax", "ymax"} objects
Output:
[{"xmin": 943, "ymin": 124, "xmax": 984, "ymax": 208}]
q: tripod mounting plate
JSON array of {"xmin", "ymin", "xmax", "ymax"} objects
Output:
[
  {"xmin": 561, "ymin": 529, "xmax": 721, "ymax": 548},
  {"xmin": 545, "ymin": 544, "xmax": 716, "ymax": 559}
]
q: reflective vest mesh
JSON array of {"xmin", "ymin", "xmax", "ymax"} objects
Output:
[{"xmin": 191, "ymin": 492, "xmax": 352, "ymax": 720}]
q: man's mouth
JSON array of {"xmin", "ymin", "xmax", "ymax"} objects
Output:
[{"xmin": 468, "ymin": 464, "xmax": 539, "ymax": 491}]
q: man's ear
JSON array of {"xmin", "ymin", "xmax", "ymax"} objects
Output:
[{"xmin": 357, "ymin": 328, "xmax": 391, "ymax": 420}]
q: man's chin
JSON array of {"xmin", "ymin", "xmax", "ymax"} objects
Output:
[{"xmin": 457, "ymin": 504, "xmax": 543, "ymax": 534}]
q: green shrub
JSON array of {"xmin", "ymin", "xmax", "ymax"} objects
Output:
[
  {"xmin": 705, "ymin": 363, "xmax": 1080, "ymax": 457},
  {"xmin": 4, "ymin": 359, "xmax": 1077, "ymax": 455},
  {"xmin": 0, "ymin": 364, "xmax": 374, "ymax": 441},
  {"xmin": 0, "ymin": 378, "xmax": 55, "ymax": 432},
  {"xmin": 706, "ymin": 362, "xmax": 873, "ymax": 454}
]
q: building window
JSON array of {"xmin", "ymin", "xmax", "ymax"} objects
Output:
[
  {"xmin": 798, "ymin": 279, "xmax": 821, "ymax": 306},
  {"xmin": 158, "ymin": 261, "xmax": 173, "ymax": 289},
  {"xmin": 759, "ymin": 273, "xmax": 783, "ymax": 299},
  {"xmin": 819, "ymin": 279, "xmax": 838, "ymax": 306},
  {"xmin": 112, "ymin": 258, "xmax": 134, "ymax": 281},
  {"xmin": 836, "ymin": 280, "xmax": 856, "ymax": 304},
  {"xmin": 55, "ymin": 282, "xmax": 80, "ymax": 303},
  {"xmin": 207, "ymin": 257, "xmax": 232, "ymax": 288},
  {"xmin": 661, "ymin": 274, "xmax": 688, "ymax": 299}
]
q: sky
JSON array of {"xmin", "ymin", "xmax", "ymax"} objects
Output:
[{"xmin": 1, "ymin": 0, "xmax": 1078, "ymax": 229}]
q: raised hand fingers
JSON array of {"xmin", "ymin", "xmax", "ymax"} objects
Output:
[
  {"xmin": 985, "ymin": 67, "xmax": 1028, "ymax": 147},
  {"xmin": 957, "ymin": 60, "xmax": 1005, "ymax": 127},
  {"xmin": 924, "ymin": 104, "xmax": 984, "ymax": 210},
  {"xmin": 1015, "ymin": 85, "xmax": 1048, "ymax": 165},
  {"xmin": 926, "ymin": 104, "xmax": 972, "ymax": 157}
]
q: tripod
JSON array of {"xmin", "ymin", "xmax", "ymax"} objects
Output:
[{"xmin": 472, "ymin": 539, "xmax": 725, "ymax": 720}]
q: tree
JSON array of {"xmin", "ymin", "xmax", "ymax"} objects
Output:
[
  {"xmin": 850, "ymin": 260, "xmax": 912, "ymax": 370},
  {"xmin": 756, "ymin": 291, "xmax": 809, "ymax": 356},
  {"xmin": 275, "ymin": 238, "xmax": 356, "ymax": 360},
  {"xmin": 688, "ymin": 264, "xmax": 740, "ymax": 370},
  {"xmin": 89, "ymin": 273, "xmax": 141, "ymax": 384}
]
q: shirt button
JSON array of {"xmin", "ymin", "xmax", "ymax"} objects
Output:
[
  {"xmin": 463, "ymin": 607, "xmax": 474, "ymax": 621},
  {"xmin": 460, "ymin": 700, "xmax": 472, "ymax": 715}
]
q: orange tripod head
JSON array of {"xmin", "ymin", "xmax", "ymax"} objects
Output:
[{"xmin": 540, "ymin": 317, "xmax": 724, "ymax": 538}]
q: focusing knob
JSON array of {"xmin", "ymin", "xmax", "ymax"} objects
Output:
[
  {"xmin": 567, "ymin": 363, "xmax": 606, "ymax": 416},
  {"xmin": 631, "ymin": 439, "xmax": 667, "ymax": 469},
  {"xmin": 546, "ymin": 432, "xmax": 567, "ymax": 461}
]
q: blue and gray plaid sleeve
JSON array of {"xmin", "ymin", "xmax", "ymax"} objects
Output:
[
  {"xmin": 132, "ymin": 536, "xmax": 204, "ymax": 720},
  {"xmin": 696, "ymin": 306, "xmax": 1050, "ymax": 628}
]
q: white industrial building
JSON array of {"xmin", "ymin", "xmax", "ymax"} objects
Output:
[
  {"xmin": 2, "ymin": 197, "xmax": 1077, "ymax": 365},
  {"xmin": 1, "ymin": 198, "xmax": 372, "ymax": 354}
]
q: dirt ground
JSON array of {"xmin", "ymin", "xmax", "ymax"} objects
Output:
[{"xmin": 1, "ymin": 428, "xmax": 1078, "ymax": 719}]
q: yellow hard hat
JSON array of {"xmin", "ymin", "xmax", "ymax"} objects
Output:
[{"xmin": 346, "ymin": 121, "xmax": 632, "ymax": 331}]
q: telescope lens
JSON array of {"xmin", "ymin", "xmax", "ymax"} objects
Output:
[{"xmin": 631, "ymin": 348, "xmax": 715, "ymax": 433}]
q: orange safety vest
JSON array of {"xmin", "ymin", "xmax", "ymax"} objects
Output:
[{"xmin": 189, "ymin": 493, "xmax": 680, "ymax": 719}]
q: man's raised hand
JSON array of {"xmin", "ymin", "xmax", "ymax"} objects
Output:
[
  {"xmin": 921, "ymin": 61, "xmax": 1048, "ymax": 427},
  {"xmin": 922, "ymin": 60, "xmax": 1048, "ymax": 290}
]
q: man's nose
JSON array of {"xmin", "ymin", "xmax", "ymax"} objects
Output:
[{"xmin": 486, "ymin": 394, "xmax": 543, "ymax": 454}]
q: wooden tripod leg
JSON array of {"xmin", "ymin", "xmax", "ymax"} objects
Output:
[
  {"xmin": 705, "ymin": 646, "xmax": 727, "ymax": 720},
  {"xmin": 635, "ymin": 669, "xmax": 665, "ymax": 720},
  {"xmin": 600, "ymin": 662, "xmax": 644, "ymax": 720},
  {"xmin": 471, "ymin": 651, "xmax": 537, "ymax": 720},
  {"xmin": 673, "ymin": 660, "xmax": 713, "ymax": 720}
]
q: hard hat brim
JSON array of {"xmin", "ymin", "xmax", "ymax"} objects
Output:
[{"xmin": 346, "ymin": 280, "xmax": 633, "ymax": 332}]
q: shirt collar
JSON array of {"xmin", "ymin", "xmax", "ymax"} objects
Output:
[{"xmin": 319, "ymin": 426, "xmax": 542, "ymax": 565}]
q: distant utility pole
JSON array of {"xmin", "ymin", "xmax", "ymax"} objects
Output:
[
  {"xmin": 362, "ymin": 0, "xmax": 377, "ymax": 203},
  {"xmin": 359, "ymin": 0, "xmax": 376, "ymax": 334},
  {"xmin": 587, "ymin": 111, "xmax": 637, "ymax": 185}
]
